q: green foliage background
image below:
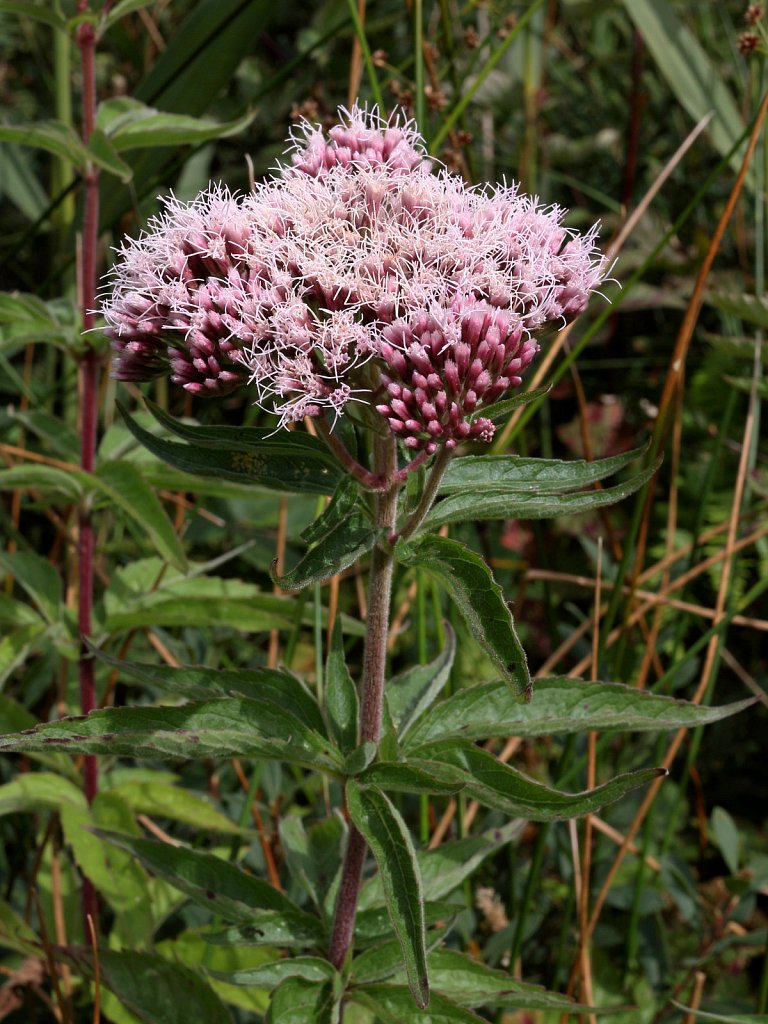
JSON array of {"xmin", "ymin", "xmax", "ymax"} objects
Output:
[{"xmin": 0, "ymin": 1, "xmax": 767, "ymax": 1021}]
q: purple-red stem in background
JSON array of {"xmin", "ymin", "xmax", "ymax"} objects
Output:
[{"xmin": 76, "ymin": 2, "xmax": 101, "ymax": 929}]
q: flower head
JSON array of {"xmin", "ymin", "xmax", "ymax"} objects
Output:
[{"xmin": 103, "ymin": 104, "xmax": 607, "ymax": 447}]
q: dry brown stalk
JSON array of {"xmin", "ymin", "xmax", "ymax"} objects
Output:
[
  {"xmin": 86, "ymin": 914, "xmax": 100, "ymax": 1024},
  {"xmin": 231, "ymin": 758, "xmax": 284, "ymax": 891},
  {"xmin": 682, "ymin": 971, "xmax": 706, "ymax": 1024},
  {"xmin": 576, "ymin": 89, "xmax": 768, "ymax": 963}
]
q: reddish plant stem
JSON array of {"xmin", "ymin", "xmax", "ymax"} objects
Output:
[
  {"xmin": 314, "ymin": 415, "xmax": 386, "ymax": 491},
  {"xmin": 328, "ymin": 434, "xmax": 399, "ymax": 971},
  {"xmin": 76, "ymin": 6, "xmax": 101, "ymax": 930}
]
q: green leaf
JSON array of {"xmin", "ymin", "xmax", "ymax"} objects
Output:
[
  {"xmin": 409, "ymin": 740, "xmax": 665, "ymax": 821},
  {"xmin": 424, "ymin": 459, "xmax": 661, "ymax": 530},
  {"xmin": 404, "ymin": 678, "xmax": 756, "ymax": 748},
  {"xmin": 86, "ymin": 128, "xmax": 133, "ymax": 181},
  {"xmin": 279, "ymin": 815, "xmax": 344, "ymax": 915},
  {"xmin": 265, "ymin": 977, "xmax": 339, "ymax": 1024},
  {"xmin": 387, "ymin": 623, "xmax": 456, "ymax": 737},
  {"xmin": 621, "ymin": 0, "xmax": 748, "ymax": 185},
  {"xmin": 325, "ymin": 621, "xmax": 359, "ymax": 754},
  {"xmin": 301, "ymin": 476, "xmax": 361, "ymax": 545},
  {"xmin": 59, "ymin": 796, "xmax": 151, "ymax": 918},
  {"xmin": 96, "ymin": 97, "xmax": 256, "ymax": 151},
  {"xmin": 118, "ymin": 402, "xmax": 341, "ymax": 495},
  {"xmin": 95, "ymin": 831, "xmax": 306, "ymax": 924},
  {"xmin": 473, "ymin": 384, "xmax": 553, "ymax": 423},
  {"xmin": 210, "ymin": 957, "xmax": 335, "ymax": 990},
  {"xmin": 358, "ymin": 822, "xmax": 523, "ymax": 911},
  {"xmin": 89, "ymin": 648, "xmax": 325, "ymax": 734},
  {"xmin": 92, "ymin": 460, "xmax": 186, "ymax": 571},
  {"xmin": 0, "ymin": 699, "xmax": 342, "ymax": 773},
  {"xmin": 706, "ymin": 291, "xmax": 768, "ymax": 328},
  {"xmin": 0, "ymin": 1, "xmax": 65, "ymax": 27},
  {"xmin": 276, "ymin": 518, "xmax": 379, "ymax": 592},
  {"xmin": 64, "ymin": 948, "xmax": 232, "ymax": 1024},
  {"xmin": 711, "ymin": 806, "xmax": 741, "ymax": 874},
  {"xmin": 355, "ymin": 901, "xmax": 460, "ymax": 947},
  {"xmin": 207, "ymin": 914, "xmax": 326, "ymax": 949},
  {"xmin": 350, "ymin": 984, "xmax": 484, "ymax": 1023},
  {"xmin": 105, "ymin": 781, "xmax": 248, "ymax": 835},
  {"xmin": 0, "ymin": 121, "xmax": 132, "ymax": 179},
  {"xmin": 0, "ymin": 622, "xmax": 50, "ymax": 685},
  {"xmin": 422, "ymin": 949, "xmax": 593, "ymax": 1011},
  {"xmin": 0, "ymin": 464, "xmax": 83, "ymax": 501},
  {"xmin": 0, "ymin": 550, "xmax": 61, "ymax": 624},
  {"xmin": 350, "ymin": 924, "xmax": 453, "ymax": 985},
  {"xmin": 0, "ymin": 594, "xmax": 41, "ymax": 628},
  {"xmin": 439, "ymin": 443, "xmax": 649, "ymax": 494},
  {"xmin": 357, "ymin": 761, "xmax": 465, "ymax": 796},
  {"xmin": 343, "ymin": 741, "xmax": 377, "ymax": 776},
  {"xmin": 398, "ymin": 535, "xmax": 530, "ymax": 700},
  {"xmin": 0, "ymin": 144, "xmax": 48, "ymax": 221},
  {"xmin": 0, "ymin": 771, "xmax": 85, "ymax": 815},
  {"xmin": 347, "ymin": 782, "xmax": 428, "ymax": 1008},
  {"xmin": 101, "ymin": 0, "xmax": 158, "ymax": 28}
]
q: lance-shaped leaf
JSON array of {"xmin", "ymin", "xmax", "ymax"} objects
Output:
[
  {"xmin": 408, "ymin": 739, "xmax": 665, "ymax": 821},
  {"xmin": 275, "ymin": 518, "xmax": 379, "ymax": 592},
  {"xmin": 61, "ymin": 948, "xmax": 232, "ymax": 1024},
  {"xmin": 207, "ymin": 915, "xmax": 326, "ymax": 949},
  {"xmin": 143, "ymin": 399, "xmax": 328, "ymax": 454},
  {"xmin": 424, "ymin": 459, "xmax": 660, "ymax": 530},
  {"xmin": 0, "ymin": 120, "xmax": 131, "ymax": 180},
  {"xmin": 91, "ymin": 460, "xmax": 187, "ymax": 571},
  {"xmin": 209, "ymin": 957, "xmax": 335, "ymax": 990},
  {"xmin": 88, "ymin": 646, "xmax": 325, "ymax": 734},
  {"xmin": 471, "ymin": 383, "xmax": 552, "ymax": 424},
  {"xmin": 387, "ymin": 623, "xmax": 456, "ymax": 737},
  {"xmin": 358, "ymin": 761, "xmax": 465, "ymax": 796},
  {"xmin": 358, "ymin": 821, "xmax": 523, "ymax": 911},
  {"xmin": 439, "ymin": 443, "xmax": 648, "ymax": 494},
  {"xmin": 0, "ymin": 550, "xmax": 61, "ymax": 625},
  {"xmin": 301, "ymin": 476, "xmax": 362, "ymax": 545},
  {"xmin": 96, "ymin": 97, "xmax": 255, "ymax": 151},
  {"xmin": 0, "ymin": 699, "xmax": 343, "ymax": 773},
  {"xmin": 355, "ymin": 901, "xmax": 460, "ymax": 947},
  {"xmin": 706, "ymin": 291, "xmax": 768, "ymax": 329},
  {"xmin": 95, "ymin": 831, "xmax": 304, "ymax": 925},
  {"xmin": 347, "ymin": 782, "xmax": 428, "ymax": 1007},
  {"xmin": 0, "ymin": 1, "xmax": 66, "ymax": 27},
  {"xmin": 398, "ymin": 535, "xmax": 530, "ymax": 700},
  {"xmin": 350, "ymin": 984, "xmax": 484, "ymax": 1023},
  {"xmin": 421, "ymin": 949, "xmax": 605, "ymax": 1012},
  {"xmin": 0, "ymin": 465, "xmax": 84, "ymax": 502},
  {"xmin": 118, "ymin": 402, "xmax": 341, "ymax": 495},
  {"xmin": 325, "ymin": 621, "xmax": 359, "ymax": 754},
  {"xmin": 265, "ymin": 977, "xmax": 339, "ymax": 1024},
  {"xmin": 405, "ymin": 677, "xmax": 756, "ymax": 749},
  {"xmin": 106, "ymin": 781, "xmax": 250, "ymax": 836},
  {"xmin": 351, "ymin": 924, "xmax": 454, "ymax": 986}
]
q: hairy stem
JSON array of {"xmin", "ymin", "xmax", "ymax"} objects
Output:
[
  {"xmin": 393, "ymin": 443, "xmax": 452, "ymax": 543},
  {"xmin": 314, "ymin": 415, "xmax": 386, "ymax": 491},
  {"xmin": 76, "ymin": 4, "xmax": 101, "ymax": 931},
  {"xmin": 328, "ymin": 433, "xmax": 399, "ymax": 971}
]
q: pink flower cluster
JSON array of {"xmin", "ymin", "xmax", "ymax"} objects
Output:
[{"xmin": 103, "ymin": 105, "xmax": 606, "ymax": 451}]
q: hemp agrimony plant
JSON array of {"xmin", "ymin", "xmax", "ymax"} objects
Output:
[{"xmin": 0, "ymin": 107, "xmax": 751, "ymax": 1022}]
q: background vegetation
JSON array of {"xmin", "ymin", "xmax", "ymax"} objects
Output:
[{"xmin": 0, "ymin": 1, "xmax": 766, "ymax": 1021}]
